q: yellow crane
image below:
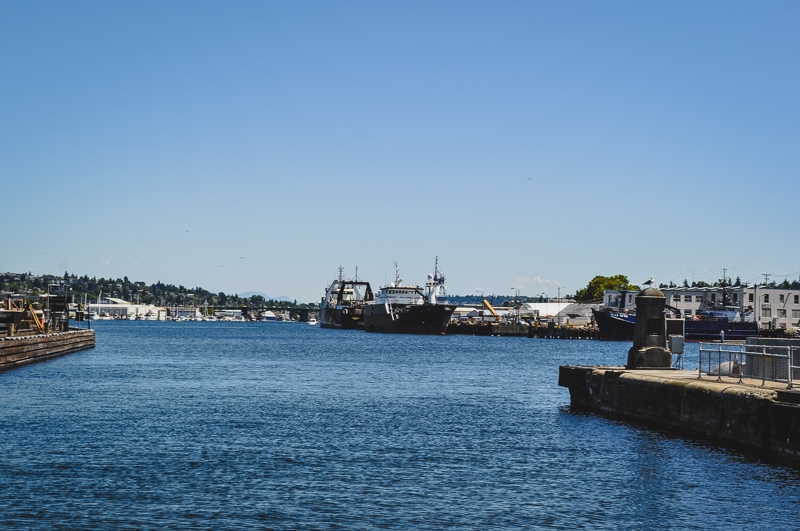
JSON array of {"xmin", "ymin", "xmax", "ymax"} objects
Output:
[
  {"xmin": 28, "ymin": 302, "xmax": 45, "ymax": 333},
  {"xmin": 482, "ymin": 299, "xmax": 500, "ymax": 321}
]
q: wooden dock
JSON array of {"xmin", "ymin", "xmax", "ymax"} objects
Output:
[{"xmin": 0, "ymin": 328, "xmax": 96, "ymax": 371}]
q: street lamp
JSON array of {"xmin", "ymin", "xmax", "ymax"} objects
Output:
[
  {"xmin": 511, "ymin": 288, "xmax": 520, "ymax": 322},
  {"xmin": 557, "ymin": 286, "xmax": 566, "ymax": 326}
]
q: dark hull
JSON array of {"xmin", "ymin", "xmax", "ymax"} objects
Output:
[
  {"xmin": 592, "ymin": 309, "xmax": 760, "ymax": 341},
  {"xmin": 319, "ymin": 305, "xmax": 366, "ymax": 330},
  {"xmin": 592, "ymin": 309, "xmax": 635, "ymax": 341},
  {"xmin": 364, "ymin": 303, "xmax": 456, "ymax": 335},
  {"xmin": 683, "ymin": 320, "xmax": 760, "ymax": 341}
]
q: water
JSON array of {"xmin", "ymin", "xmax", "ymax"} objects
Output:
[{"xmin": 1, "ymin": 322, "xmax": 799, "ymax": 530}]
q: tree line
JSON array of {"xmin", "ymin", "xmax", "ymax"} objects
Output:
[
  {"xmin": 572, "ymin": 274, "xmax": 800, "ymax": 303},
  {"xmin": 0, "ymin": 272, "xmax": 316, "ymax": 309},
  {"xmin": 4, "ymin": 270, "xmax": 797, "ymax": 308}
]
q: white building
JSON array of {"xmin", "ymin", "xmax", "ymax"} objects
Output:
[
  {"xmin": 746, "ymin": 286, "xmax": 800, "ymax": 331},
  {"xmin": 87, "ymin": 297, "xmax": 166, "ymax": 320},
  {"xmin": 521, "ymin": 301, "xmax": 574, "ymax": 321}
]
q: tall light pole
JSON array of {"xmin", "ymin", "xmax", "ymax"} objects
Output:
[
  {"xmin": 511, "ymin": 288, "xmax": 520, "ymax": 322},
  {"xmin": 557, "ymin": 286, "xmax": 566, "ymax": 326}
]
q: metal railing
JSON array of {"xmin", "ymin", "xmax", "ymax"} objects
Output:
[{"xmin": 698, "ymin": 343, "xmax": 800, "ymax": 388}]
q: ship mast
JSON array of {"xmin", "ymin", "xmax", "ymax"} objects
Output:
[{"xmin": 721, "ymin": 268, "xmax": 729, "ymax": 308}]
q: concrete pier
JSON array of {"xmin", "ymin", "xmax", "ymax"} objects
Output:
[
  {"xmin": 0, "ymin": 328, "xmax": 96, "ymax": 370},
  {"xmin": 558, "ymin": 365, "xmax": 800, "ymax": 465}
]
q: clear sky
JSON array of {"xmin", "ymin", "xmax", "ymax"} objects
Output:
[{"xmin": 2, "ymin": 1, "xmax": 798, "ymax": 303}]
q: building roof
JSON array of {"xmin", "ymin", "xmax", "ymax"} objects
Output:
[
  {"xmin": 521, "ymin": 302, "xmax": 572, "ymax": 317},
  {"xmin": 104, "ymin": 297, "xmax": 132, "ymax": 305}
]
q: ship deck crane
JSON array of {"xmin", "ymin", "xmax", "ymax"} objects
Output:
[{"xmin": 482, "ymin": 299, "xmax": 500, "ymax": 321}]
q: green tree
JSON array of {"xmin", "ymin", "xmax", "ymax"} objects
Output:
[{"xmin": 574, "ymin": 275, "xmax": 638, "ymax": 303}]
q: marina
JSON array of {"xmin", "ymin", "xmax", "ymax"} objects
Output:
[{"xmin": 5, "ymin": 1, "xmax": 799, "ymax": 527}]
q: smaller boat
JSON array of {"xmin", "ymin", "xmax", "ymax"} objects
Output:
[
  {"xmin": 308, "ymin": 318, "xmax": 318, "ymax": 326},
  {"xmin": 261, "ymin": 310, "xmax": 280, "ymax": 321}
]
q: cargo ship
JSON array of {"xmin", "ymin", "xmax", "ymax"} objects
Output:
[
  {"xmin": 319, "ymin": 267, "xmax": 374, "ymax": 330},
  {"xmin": 364, "ymin": 260, "xmax": 456, "ymax": 335}
]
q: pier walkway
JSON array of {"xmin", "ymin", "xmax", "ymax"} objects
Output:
[{"xmin": 559, "ymin": 364, "xmax": 800, "ymax": 466}]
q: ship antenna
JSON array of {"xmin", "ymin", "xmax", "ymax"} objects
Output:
[
  {"xmin": 394, "ymin": 261, "xmax": 401, "ymax": 285},
  {"xmin": 338, "ymin": 266, "xmax": 344, "ymax": 283}
]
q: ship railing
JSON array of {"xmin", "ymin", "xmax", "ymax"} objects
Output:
[{"xmin": 698, "ymin": 343, "xmax": 800, "ymax": 389}]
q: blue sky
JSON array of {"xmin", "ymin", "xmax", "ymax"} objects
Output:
[{"xmin": 2, "ymin": 1, "xmax": 798, "ymax": 302}]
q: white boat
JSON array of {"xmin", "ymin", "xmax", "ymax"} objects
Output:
[
  {"xmin": 261, "ymin": 310, "xmax": 280, "ymax": 321},
  {"xmin": 308, "ymin": 318, "xmax": 318, "ymax": 325}
]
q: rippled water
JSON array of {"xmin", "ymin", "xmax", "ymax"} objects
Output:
[{"xmin": 1, "ymin": 322, "xmax": 798, "ymax": 530}]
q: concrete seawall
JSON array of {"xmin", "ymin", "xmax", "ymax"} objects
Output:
[
  {"xmin": 0, "ymin": 328, "xmax": 96, "ymax": 370},
  {"xmin": 558, "ymin": 365, "xmax": 800, "ymax": 464}
]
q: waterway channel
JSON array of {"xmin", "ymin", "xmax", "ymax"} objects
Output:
[{"xmin": 0, "ymin": 321, "xmax": 798, "ymax": 529}]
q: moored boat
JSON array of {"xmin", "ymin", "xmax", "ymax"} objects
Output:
[
  {"xmin": 319, "ymin": 267, "xmax": 374, "ymax": 330},
  {"xmin": 364, "ymin": 260, "xmax": 456, "ymax": 335}
]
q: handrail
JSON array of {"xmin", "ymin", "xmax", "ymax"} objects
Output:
[{"xmin": 698, "ymin": 342, "xmax": 797, "ymax": 389}]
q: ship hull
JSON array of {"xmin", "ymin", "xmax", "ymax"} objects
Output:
[
  {"xmin": 592, "ymin": 309, "xmax": 635, "ymax": 341},
  {"xmin": 364, "ymin": 303, "xmax": 456, "ymax": 335},
  {"xmin": 682, "ymin": 320, "xmax": 760, "ymax": 341},
  {"xmin": 319, "ymin": 305, "xmax": 366, "ymax": 330},
  {"xmin": 592, "ymin": 309, "xmax": 760, "ymax": 342},
  {"xmin": 319, "ymin": 276, "xmax": 373, "ymax": 331}
]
